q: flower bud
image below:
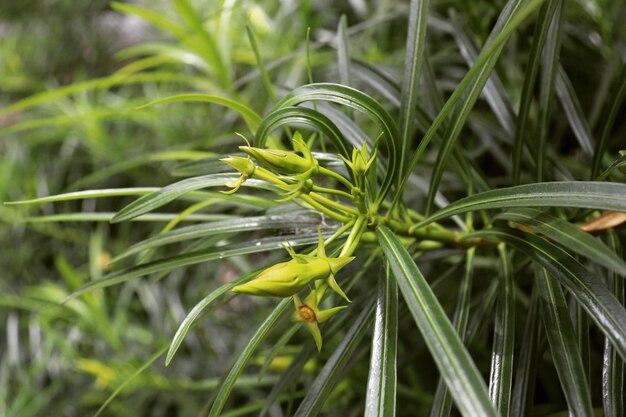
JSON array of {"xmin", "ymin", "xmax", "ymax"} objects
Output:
[
  {"xmin": 220, "ymin": 156, "xmax": 256, "ymax": 194},
  {"xmin": 341, "ymin": 142, "xmax": 376, "ymax": 176},
  {"xmin": 239, "ymin": 133, "xmax": 318, "ymax": 179},
  {"xmin": 231, "ymin": 257, "xmax": 333, "ymax": 297},
  {"xmin": 293, "ymin": 290, "xmax": 347, "ymax": 351}
]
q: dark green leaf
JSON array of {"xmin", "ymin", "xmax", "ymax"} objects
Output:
[
  {"xmin": 496, "ymin": 207, "xmax": 626, "ymax": 276},
  {"xmin": 417, "ymin": 181, "xmax": 626, "ymax": 227},
  {"xmin": 364, "ymin": 262, "xmax": 398, "ymax": 417},
  {"xmin": 468, "ymin": 228, "xmax": 626, "ymax": 361},
  {"xmin": 535, "ymin": 267, "xmax": 593, "ymax": 417},
  {"xmin": 376, "ymin": 226, "xmax": 498, "ymax": 417},
  {"xmin": 488, "ymin": 244, "xmax": 515, "ymax": 415}
]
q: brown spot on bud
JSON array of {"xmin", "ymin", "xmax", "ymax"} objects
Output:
[{"xmin": 298, "ymin": 305, "xmax": 317, "ymax": 323}]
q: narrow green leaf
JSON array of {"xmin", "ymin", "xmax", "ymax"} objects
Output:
[
  {"xmin": 254, "ymin": 106, "xmax": 351, "ymax": 159},
  {"xmin": 246, "ymin": 23, "xmax": 278, "ymax": 104},
  {"xmin": 364, "ymin": 262, "xmax": 398, "ymax": 417},
  {"xmin": 0, "ymin": 72, "xmax": 216, "ymax": 118},
  {"xmin": 592, "ymin": 65, "xmax": 626, "ymax": 178},
  {"xmin": 337, "ymin": 15, "xmax": 351, "ymax": 87},
  {"xmin": 488, "ymin": 244, "xmax": 515, "ymax": 415},
  {"xmin": 496, "ymin": 207, "xmax": 626, "ymax": 276},
  {"xmin": 6, "ymin": 187, "xmax": 272, "ymax": 210},
  {"xmin": 137, "ymin": 94, "xmax": 262, "ymax": 133},
  {"xmin": 94, "ymin": 344, "xmax": 169, "ymax": 417},
  {"xmin": 535, "ymin": 267, "xmax": 593, "ymax": 417},
  {"xmin": 166, "ymin": 271, "xmax": 256, "ymax": 365},
  {"xmin": 111, "ymin": 2, "xmax": 187, "ymax": 39},
  {"xmin": 260, "ymin": 345, "xmax": 314, "ymax": 417},
  {"xmin": 429, "ymin": 248, "xmax": 475, "ymax": 417},
  {"xmin": 111, "ymin": 175, "xmax": 279, "ymax": 223},
  {"xmin": 23, "ymin": 212, "xmax": 234, "ymax": 223},
  {"xmin": 510, "ymin": 288, "xmax": 540, "ymax": 417},
  {"xmin": 603, "ymin": 232, "xmax": 624, "ymax": 417},
  {"xmin": 555, "ymin": 65, "xmax": 594, "ymax": 156},
  {"xmin": 63, "ymin": 233, "xmax": 322, "ymax": 302},
  {"xmin": 416, "ymin": 181, "xmax": 626, "ymax": 227},
  {"xmin": 376, "ymin": 226, "xmax": 498, "ymax": 417},
  {"xmin": 597, "ymin": 153, "xmax": 626, "ymax": 181},
  {"xmin": 400, "ymin": 0, "xmax": 545, "ymax": 192},
  {"xmin": 512, "ymin": 0, "xmax": 559, "ymax": 184},
  {"xmin": 6, "ymin": 188, "xmax": 162, "ymax": 205},
  {"xmin": 172, "ymin": 0, "xmax": 230, "ymax": 87},
  {"xmin": 294, "ymin": 299, "xmax": 375, "ymax": 417},
  {"xmin": 468, "ymin": 228, "xmax": 626, "ymax": 361},
  {"xmin": 398, "ymin": 0, "xmax": 430, "ymax": 186},
  {"xmin": 113, "ymin": 211, "xmax": 320, "ymax": 263},
  {"xmin": 258, "ymin": 323, "xmax": 301, "ymax": 382},
  {"xmin": 207, "ymin": 298, "xmax": 291, "ymax": 417},
  {"xmin": 424, "ymin": 0, "xmax": 526, "ymax": 213},
  {"xmin": 451, "ymin": 18, "xmax": 516, "ymax": 138}
]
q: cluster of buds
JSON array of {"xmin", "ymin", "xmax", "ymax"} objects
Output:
[
  {"xmin": 224, "ymin": 133, "xmax": 370, "ymax": 349},
  {"xmin": 232, "ymin": 229, "xmax": 353, "ymax": 302},
  {"xmin": 232, "ymin": 229, "xmax": 352, "ymax": 348}
]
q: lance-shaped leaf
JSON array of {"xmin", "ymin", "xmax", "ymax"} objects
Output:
[
  {"xmin": 416, "ymin": 181, "xmax": 626, "ymax": 227},
  {"xmin": 467, "ymin": 228, "xmax": 626, "ymax": 361},
  {"xmin": 111, "ymin": 174, "xmax": 279, "ymax": 223},
  {"xmin": 63, "ymin": 233, "xmax": 322, "ymax": 302},
  {"xmin": 376, "ymin": 225, "xmax": 498, "ymax": 417},
  {"xmin": 365, "ymin": 262, "xmax": 398, "ymax": 417},
  {"xmin": 207, "ymin": 298, "xmax": 291, "ymax": 417},
  {"xmin": 496, "ymin": 207, "xmax": 626, "ymax": 276},
  {"xmin": 535, "ymin": 267, "xmax": 593, "ymax": 417}
]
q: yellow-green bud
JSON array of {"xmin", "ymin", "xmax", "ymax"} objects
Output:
[
  {"xmin": 341, "ymin": 142, "xmax": 376, "ymax": 176},
  {"xmin": 239, "ymin": 134, "xmax": 318, "ymax": 178},
  {"xmin": 293, "ymin": 290, "xmax": 347, "ymax": 351},
  {"xmin": 220, "ymin": 156, "xmax": 256, "ymax": 194},
  {"xmin": 232, "ymin": 256, "xmax": 349, "ymax": 297}
]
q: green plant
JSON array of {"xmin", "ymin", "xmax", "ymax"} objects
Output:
[{"xmin": 4, "ymin": 0, "xmax": 626, "ymax": 416}]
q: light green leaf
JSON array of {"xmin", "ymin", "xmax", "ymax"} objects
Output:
[
  {"xmin": 137, "ymin": 94, "xmax": 262, "ymax": 133},
  {"xmin": 63, "ymin": 233, "xmax": 322, "ymax": 302},
  {"xmin": 429, "ymin": 248, "xmax": 475, "ymax": 417},
  {"xmin": 555, "ymin": 65, "xmax": 594, "ymax": 156},
  {"xmin": 509, "ymin": 289, "xmax": 540, "ymax": 417},
  {"xmin": 496, "ymin": 207, "xmax": 626, "ymax": 276},
  {"xmin": 166, "ymin": 270, "xmax": 258, "ymax": 366},
  {"xmin": 365, "ymin": 262, "xmax": 398, "ymax": 417},
  {"xmin": 113, "ymin": 211, "xmax": 321, "ymax": 263},
  {"xmin": 254, "ymin": 106, "xmax": 351, "ymax": 159},
  {"xmin": 376, "ymin": 226, "xmax": 498, "ymax": 417},
  {"xmin": 111, "ymin": 174, "xmax": 279, "ymax": 223},
  {"xmin": 397, "ymin": 0, "xmax": 430, "ymax": 183}
]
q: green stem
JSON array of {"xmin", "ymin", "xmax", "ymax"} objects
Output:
[
  {"xmin": 311, "ymin": 185, "xmax": 354, "ymax": 201},
  {"xmin": 299, "ymin": 195, "xmax": 351, "ymax": 223},
  {"xmin": 309, "ymin": 192, "xmax": 358, "ymax": 215},
  {"xmin": 340, "ymin": 215, "xmax": 367, "ymax": 257},
  {"xmin": 319, "ymin": 166, "xmax": 355, "ymax": 190}
]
